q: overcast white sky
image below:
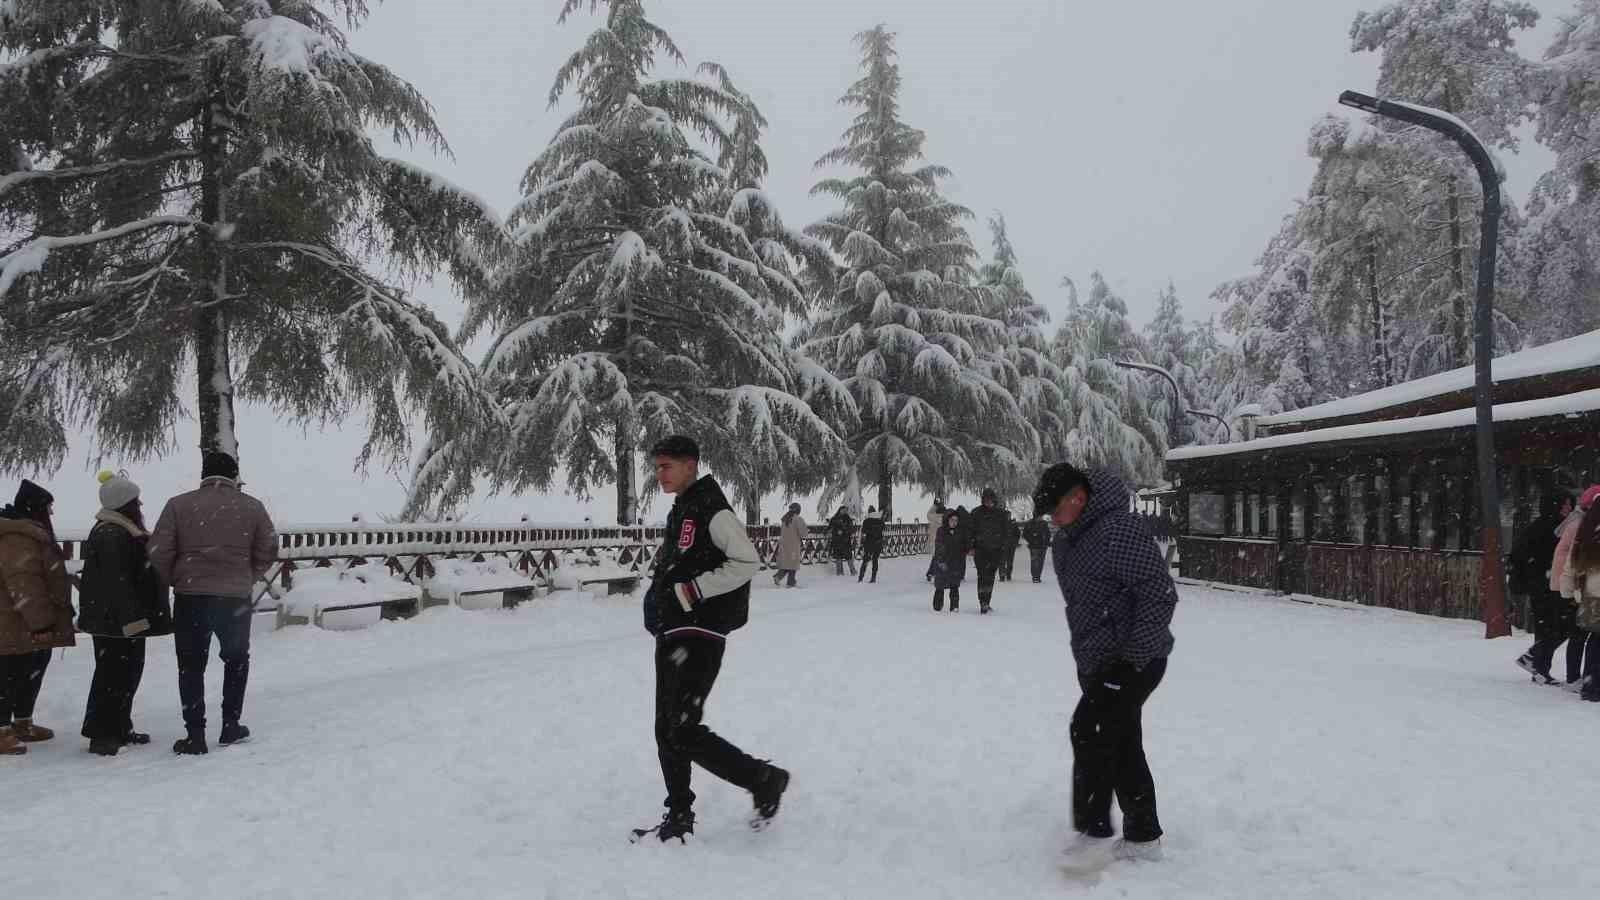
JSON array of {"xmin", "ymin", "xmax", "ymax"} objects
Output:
[{"xmin": 42, "ymin": 0, "xmax": 1574, "ymax": 528}]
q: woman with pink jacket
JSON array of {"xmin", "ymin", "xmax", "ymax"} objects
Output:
[{"xmin": 1553, "ymin": 485, "xmax": 1600, "ymax": 701}]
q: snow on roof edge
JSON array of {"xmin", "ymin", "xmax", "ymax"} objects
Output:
[
  {"xmin": 1168, "ymin": 388, "xmax": 1600, "ymax": 463},
  {"xmin": 1256, "ymin": 328, "xmax": 1600, "ymax": 427}
]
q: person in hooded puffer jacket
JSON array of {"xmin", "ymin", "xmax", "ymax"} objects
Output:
[
  {"xmin": 858, "ymin": 507, "xmax": 885, "ymax": 584},
  {"xmin": 1556, "ymin": 485, "xmax": 1600, "ymax": 701},
  {"xmin": 0, "ymin": 480, "xmax": 76, "ymax": 756},
  {"xmin": 1034, "ymin": 462, "xmax": 1178, "ymax": 864},
  {"xmin": 968, "ymin": 488, "xmax": 1012, "ymax": 614},
  {"xmin": 931, "ymin": 510, "xmax": 968, "ymax": 612},
  {"xmin": 78, "ymin": 471, "xmax": 173, "ymax": 757},
  {"xmin": 828, "ymin": 507, "xmax": 856, "ymax": 577}
]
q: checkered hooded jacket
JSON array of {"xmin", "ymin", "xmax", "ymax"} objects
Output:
[{"xmin": 1051, "ymin": 469, "xmax": 1177, "ymax": 675}]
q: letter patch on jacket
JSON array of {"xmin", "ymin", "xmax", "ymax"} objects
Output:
[{"xmin": 678, "ymin": 519, "xmax": 697, "ymax": 550}]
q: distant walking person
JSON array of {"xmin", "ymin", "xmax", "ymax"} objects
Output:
[
  {"xmin": 969, "ymin": 488, "xmax": 1011, "ymax": 614},
  {"xmin": 78, "ymin": 471, "xmax": 172, "ymax": 756},
  {"xmin": 1035, "ymin": 463, "xmax": 1178, "ymax": 864},
  {"xmin": 999, "ymin": 519, "xmax": 1021, "ymax": 582},
  {"xmin": 1513, "ymin": 493, "xmax": 1580, "ymax": 686},
  {"xmin": 149, "ymin": 451, "xmax": 277, "ymax": 756},
  {"xmin": 1557, "ymin": 486, "xmax": 1600, "ymax": 702},
  {"xmin": 634, "ymin": 436, "xmax": 789, "ymax": 844},
  {"xmin": 772, "ymin": 503, "xmax": 805, "ymax": 589},
  {"xmin": 828, "ymin": 507, "xmax": 856, "ymax": 576},
  {"xmin": 859, "ymin": 507, "xmax": 885, "ymax": 584},
  {"xmin": 0, "ymin": 480, "xmax": 75, "ymax": 756},
  {"xmin": 1024, "ymin": 516, "xmax": 1051, "ymax": 583},
  {"xmin": 926, "ymin": 500, "xmax": 945, "ymax": 582},
  {"xmin": 931, "ymin": 510, "xmax": 967, "ymax": 613}
]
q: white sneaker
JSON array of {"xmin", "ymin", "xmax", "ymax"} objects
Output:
[
  {"xmin": 1059, "ymin": 833, "xmax": 1115, "ymax": 876},
  {"xmin": 1113, "ymin": 838, "xmax": 1164, "ymax": 862},
  {"xmin": 1566, "ymin": 676, "xmax": 1591, "ymax": 694}
]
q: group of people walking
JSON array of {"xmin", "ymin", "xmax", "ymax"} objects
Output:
[
  {"xmin": 924, "ymin": 490, "xmax": 1051, "ymax": 614},
  {"xmin": 636, "ymin": 435, "xmax": 1180, "ymax": 863},
  {"xmin": 1513, "ymin": 485, "xmax": 1600, "ymax": 701},
  {"xmin": 0, "ymin": 451, "xmax": 278, "ymax": 758},
  {"xmin": 769, "ymin": 503, "xmax": 886, "ymax": 588}
]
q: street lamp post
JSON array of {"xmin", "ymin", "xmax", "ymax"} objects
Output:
[
  {"xmin": 1113, "ymin": 359, "xmax": 1183, "ymax": 448},
  {"xmin": 1185, "ymin": 408, "xmax": 1232, "ymax": 442},
  {"xmin": 1338, "ymin": 90, "xmax": 1509, "ymax": 639}
]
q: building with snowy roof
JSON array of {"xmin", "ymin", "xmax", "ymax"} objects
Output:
[{"xmin": 1164, "ymin": 328, "xmax": 1600, "ymax": 622}]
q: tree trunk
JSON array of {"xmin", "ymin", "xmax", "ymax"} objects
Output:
[
  {"xmin": 877, "ymin": 441, "xmax": 893, "ymax": 522},
  {"xmin": 615, "ymin": 428, "xmax": 636, "ymax": 526},
  {"xmin": 195, "ymin": 74, "xmax": 237, "ymax": 470},
  {"xmin": 1367, "ymin": 244, "xmax": 1392, "ymax": 388},
  {"xmin": 743, "ymin": 491, "xmax": 760, "ymax": 527},
  {"xmin": 1447, "ymin": 176, "xmax": 1468, "ymax": 368}
]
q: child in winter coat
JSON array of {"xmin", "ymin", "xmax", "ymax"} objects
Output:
[{"xmin": 931, "ymin": 511, "xmax": 968, "ymax": 613}]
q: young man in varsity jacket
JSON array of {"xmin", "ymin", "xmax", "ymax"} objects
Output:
[{"xmin": 632, "ymin": 436, "xmax": 791, "ymax": 845}]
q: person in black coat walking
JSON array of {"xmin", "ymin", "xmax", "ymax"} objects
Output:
[
  {"xmin": 634, "ymin": 437, "xmax": 789, "ymax": 844},
  {"xmin": 968, "ymin": 488, "xmax": 1011, "ymax": 614},
  {"xmin": 1035, "ymin": 463, "xmax": 1178, "ymax": 863},
  {"xmin": 1513, "ymin": 494, "xmax": 1584, "ymax": 685},
  {"xmin": 828, "ymin": 507, "xmax": 856, "ymax": 577},
  {"xmin": 931, "ymin": 510, "xmax": 968, "ymax": 612},
  {"xmin": 858, "ymin": 508, "xmax": 885, "ymax": 584},
  {"xmin": 77, "ymin": 471, "xmax": 172, "ymax": 756},
  {"xmin": 1000, "ymin": 520, "xmax": 1022, "ymax": 582},
  {"xmin": 1023, "ymin": 517, "xmax": 1051, "ymax": 583}
]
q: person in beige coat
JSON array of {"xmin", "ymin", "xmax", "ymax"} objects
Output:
[
  {"xmin": 771, "ymin": 503, "xmax": 805, "ymax": 589},
  {"xmin": 925, "ymin": 500, "xmax": 945, "ymax": 582},
  {"xmin": 0, "ymin": 480, "xmax": 75, "ymax": 755},
  {"xmin": 148, "ymin": 452, "xmax": 277, "ymax": 755}
]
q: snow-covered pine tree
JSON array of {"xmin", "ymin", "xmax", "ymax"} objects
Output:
[
  {"xmin": 448, "ymin": 0, "xmax": 850, "ymax": 526},
  {"xmin": 976, "ymin": 213, "xmax": 1061, "ymax": 490},
  {"xmin": 1142, "ymin": 281, "xmax": 1211, "ymax": 445},
  {"xmin": 1050, "ymin": 273, "xmax": 1164, "ymax": 485},
  {"xmin": 1349, "ymin": 0, "xmax": 1536, "ymax": 375},
  {"xmin": 0, "ymin": 0, "xmax": 500, "ymax": 482},
  {"xmin": 1524, "ymin": 0, "xmax": 1600, "ymax": 343},
  {"xmin": 800, "ymin": 25, "xmax": 1035, "ymax": 518}
]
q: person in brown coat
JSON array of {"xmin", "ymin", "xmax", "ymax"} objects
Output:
[
  {"xmin": 0, "ymin": 480, "xmax": 75, "ymax": 756},
  {"xmin": 148, "ymin": 451, "xmax": 277, "ymax": 755}
]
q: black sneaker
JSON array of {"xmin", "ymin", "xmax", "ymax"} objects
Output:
[
  {"xmin": 88, "ymin": 738, "xmax": 121, "ymax": 757},
  {"xmin": 173, "ymin": 732, "xmax": 208, "ymax": 755},
  {"xmin": 122, "ymin": 730, "xmax": 151, "ymax": 746},
  {"xmin": 1515, "ymin": 653, "xmax": 1539, "ymax": 678},
  {"xmin": 750, "ymin": 763, "xmax": 790, "ymax": 830},
  {"xmin": 219, "ymin": 723, "xmax": 251, "ymax": 746},
  {"xmin": 631, "ymin": 808, "xmax": 695, "ymax": 844}
]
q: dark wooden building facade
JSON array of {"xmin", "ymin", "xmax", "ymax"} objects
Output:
[{"xmin": 1166, "ymin": 330, "xmax": 1600, "ymax": 623}]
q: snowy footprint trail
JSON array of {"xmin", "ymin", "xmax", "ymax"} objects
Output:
[{"xmin": 7, "ymin": 558, "xmax": 1595, "ymax": 899}]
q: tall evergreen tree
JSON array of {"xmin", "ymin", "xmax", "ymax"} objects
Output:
[
  {"xmin": 1214, "ymin": 216, "xmax": 1330, "ymax": 416},
  {"xmin": 800, "ymin": 26, "xmax": 1034, "ymax": 517},
  {"xmin": 435, "ymin": 0, "xmax": 849, "ymax": 525},
  {"xmin": 1051, "ymin": 273, "xmax": 1163, "ymax": 485},
  {"xmin": 1349, "ymin": 0, "xmax": 1536, "ymax": 374},
  {"xmin": 1143, "ymin": 281, "xmax": 1208, "ymax": 445},
  {"xmin": 977, "ymin": 213, "xmax": 1061, "ymax": 489},
  {"xmin": 0, "ymin": 0, "xmax": 500, "ymax": 481},
  {"xmin": 1524, "ymin": 0, "xmax": 1600, "ymax": 343}
]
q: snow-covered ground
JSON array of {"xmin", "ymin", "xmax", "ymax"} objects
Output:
[{"xmin": 7, "ymin": 558, "xmax": 1594, "ymax": 899}]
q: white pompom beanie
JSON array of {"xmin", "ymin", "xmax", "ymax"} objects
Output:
[{"xmin": 97, "ymin": 469, "xmax": 141, "ymax": 511}]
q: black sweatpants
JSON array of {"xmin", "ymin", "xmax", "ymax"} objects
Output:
[
  {"xmin": 1071, "ymin": 657, "xmax": 1168, "ymax": 843},
  {"xmin": 858, "ymin": 549, "xmax": 880, "ymax": 582},
  {"xmin": 974, "ymin": 547, "xmax": 1003, "ymax": 606},
  {"xmin": 174, "ymin": 595, "xmax": 253, "ymax": 733},
  {"xmin": 933, "ymin": 586, "xmax": 960, "ymax": 611},
  {"xmin": 1527, "ymin": 592, "xmax": 1587, "ymax": 682},
  {"xmin": 82, "ymin": 637, "xmax": 147, "ymax": 741},
  {"xmin": 0, "ymin": 649, "xmax": 51, "ymax": 724},
  {"xmin": 654, "ymin": 637, "xmax": 767, "ymax": 812},
  {"xmin": 1029, "ymin": 547, "xmax": 1048, "ymax": 582},
  {"xmin": 999, "ymin": 545, "xmax": 1018, "ymax": 581}
]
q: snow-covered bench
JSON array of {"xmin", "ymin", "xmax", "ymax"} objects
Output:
[
  {"xmin": 424, "ymin": 558, "xmax": 540, "ymax": 610},
  {"xmin": 277, "ymin": 565, "xmax": 422, "ymax": 630}
]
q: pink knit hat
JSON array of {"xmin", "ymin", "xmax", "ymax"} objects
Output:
[{"xmin": 1581, "ymin": 485, "xmax": 1600, "ymax": 510}]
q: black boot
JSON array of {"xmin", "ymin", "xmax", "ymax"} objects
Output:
[
  {"xmin": 750, "ymin": 763, "xmax": 791, "ymax": 830},
  {"xmin": 932, "ymin": 592, "xmax": 943, "ymax": 612},
  {"xmin": 173, "ymin": 730, "xmax": 208, "ymax": 755},
  {"xmin": 88, "ymin": 738, "xmax": 121, "ymax": 757},
  {"xmin": 631, "ymin": 808, "xmax": 695, "ymax": 844},
  {"xmin": 219, "ymin": 722, "xmax": 251, "ymax": 746},
  {"xmin": 122, "ymin": 730, "xmax": 151, "ymax": 746}
]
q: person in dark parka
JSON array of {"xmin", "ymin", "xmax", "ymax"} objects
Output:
[
  {"xmin": 1512, "ymin": 493, "xmax": 1583, "ymax": 685},
  {"xmin": 1000, "ymin": 520, "xmax": 1022, "ymax": 582},
  {"xmin": 828, "ymin": 507, "xmax": 856, "ymax": 576},
  {"xmin": 1024, "ymin": 516, "xmax": 1051, "ymax": 583},
  {"xmin": 968, "ymin": 488, "xmax": 1011, "ymax": 614},
  {"xmin": 931, "ymin": 510, "xmax": 968, "ymax": 612},
  {"xmin": 1035, "ymin": 463, "xmax": 1178, "ymax": 862},
  {"xmin": 78, "ymin": 471, "xmax": 173, "ymax": 756},
  {"xmin": 858, "ymin": 507, "xmax": 885, "ymax": 584}
]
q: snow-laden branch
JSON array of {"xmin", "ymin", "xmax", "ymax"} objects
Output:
[{"xmin": 0, "ymin": 216, "xmax": 206, "ymax": 297}]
